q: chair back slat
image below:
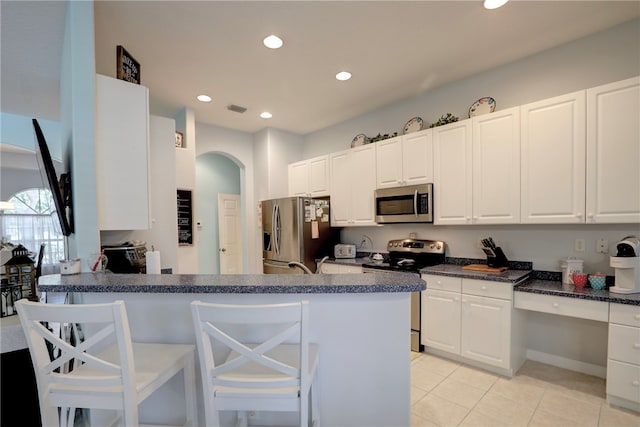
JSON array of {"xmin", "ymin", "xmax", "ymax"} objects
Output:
[{"xmin": 191, "ymin": 300, "xmax": 309, "ymax": 387}]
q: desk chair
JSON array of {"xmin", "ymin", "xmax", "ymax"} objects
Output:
[
  {"xmin": 16, "ymin": 299, "xmax": 197, "ymax": 427},
  {"xmin": 190, "ymin": 300, "xmax": 319, "ymax": 427}
]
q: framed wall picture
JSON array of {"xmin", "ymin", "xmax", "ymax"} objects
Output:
[
  {"xmin": 116, "ymin": 45, "xmax": 141, "ymax": 85},
  {"xmin": 175, "ymin": 131, "xmax": 184, "ymax": 148}
]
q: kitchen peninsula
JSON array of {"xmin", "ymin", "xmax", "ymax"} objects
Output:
[{"xmin": 37, "ymin": 273, "xmax": 425, "ymax": 426}]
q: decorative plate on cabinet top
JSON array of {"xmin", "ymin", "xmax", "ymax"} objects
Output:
[
  {"xmin": 468, "ymin": 97, "xmax": 496, "ymax": 117},
  {"xmin": 402, "ymin": 117, "xmax": 424, "ymax": 134},
  {"xmin": 351, "ymin": 133, "xmax": 368, "ymax": 148}
]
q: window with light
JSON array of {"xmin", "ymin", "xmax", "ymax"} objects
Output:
[{"xmin": 1, "ymin": 188, "xmax": 65, "ymax": 265}]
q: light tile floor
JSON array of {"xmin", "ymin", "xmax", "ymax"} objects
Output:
[{"xmin": 411, "ymin": 352, "xmax": 640, "ymax": 427}]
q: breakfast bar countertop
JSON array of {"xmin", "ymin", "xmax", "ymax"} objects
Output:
[{"xmin": 36, "ymin": 272, "xmax": 426, "ymax": 294}]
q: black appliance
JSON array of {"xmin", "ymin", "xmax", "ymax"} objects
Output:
[
  {"xmin": 33, "ymin": 118, "xmax": 73, "ymax": 236},
  {"xmin": 362, "ymin": 238, "xmax": 446, "ymax": 352},
  {"xmin": 101, "ymin": 243, "xmax": 147, "ymax": 273}
]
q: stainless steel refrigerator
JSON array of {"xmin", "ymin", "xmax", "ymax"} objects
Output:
[{"xmin": 262, "ymin": 196, "xmax": 339, "ymax": 274}]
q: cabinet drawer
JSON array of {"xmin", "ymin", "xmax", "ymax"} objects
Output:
[
  {"xmin": 463, "ymin": 279, "xmax": 513, "ymax": 301},
  {"xmin": 320, "ymin": 263, "xmax": 363, "ymax": 274},
  {"xmin": 607, "ymin": 360, "xmax": 640, "ymax": 404},
  {"xmin": 422, "ymin": 275, "xmax": 461, "ymax": 293},
  {"xmin": 514, "ymin": 292, "xmax": 609, "ymax": 322},
  {"xmin": 609, "ymin": 324, "xmax": 640, "ymax": 365},
  {"xmin": 610, "ymin": 303, "xmax": 640, "ymax": 328}
]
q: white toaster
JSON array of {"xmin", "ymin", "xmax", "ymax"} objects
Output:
[{"xmin": 334, "ymin": 244, "xmax": 356, "ymax": 259}]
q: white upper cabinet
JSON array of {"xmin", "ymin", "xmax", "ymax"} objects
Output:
[
  {"xmin": 288, "ymin": 155, "xmax": 330, "ymax": 197},
  {"xmin": 586, "ymin": 76, "xmax": 640, "ymax": 224},
  {"xmin": 375, "ymin": 136, "xmax": 403, "ymax": 188},
  {"xmin": 95, "ymin": 74, "xmax": 151, "ymax": 230},
  {"xmin": 330, "ymin": 144, "xmax": 377, "ymax": 227},
  {"xmin": 433, "ymin": 119, "xmax": 473, "ymax": 225},
  {"xmin": 288, "ymin": 161, "xmax": 309, "ymax": 196},
  {"xmin": 376, "ymin": 130, "xmax": 433, "ymax": 189},
  {"xmin": 472, "ymin": 107, "xmax": 521, "ymax": 224},
  {"xmin": 521, "ymin": 91, "xmax": 586, "ymax": 224}
]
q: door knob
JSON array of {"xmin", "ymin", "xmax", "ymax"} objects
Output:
[{"xmin": 220, "ymin": 248, "xmax": 226, "ymax": 252}]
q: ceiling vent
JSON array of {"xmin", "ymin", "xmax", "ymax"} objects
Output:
[{"xmin": 227, "ymin": 104, "xmax": 247, "ymax": 114}]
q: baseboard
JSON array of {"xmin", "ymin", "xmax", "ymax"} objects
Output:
[
  {"xmin": 525, "ymin": 349, "xmax": 607, "ymax": 378},
  {"xmin": 607, "ymin": 395, "xmax": 640, "ymax": 414}
]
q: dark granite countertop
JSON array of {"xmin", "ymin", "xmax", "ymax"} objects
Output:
[
  {"xmin": 420, "ymin": 264, "xmax": 532, "ymax": 284},
  {"xmin": 515, "ymin": 279, "xmax": 640, "ymax": 306},
  {"xmin": 37, "ymin": 273, "xmax": 425, "ymax": 294}
]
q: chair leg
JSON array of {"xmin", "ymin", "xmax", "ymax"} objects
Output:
[
  {"xmin": 311, "ymin": 378, "xmax": 319, "ymax": 427},
  {"xmin": 183, "ymin": 354, "xmax": 198, "ymax": 426},
  {"xmin": 236, "ymin": 411, "xmax": 249, "ymax": 427}
]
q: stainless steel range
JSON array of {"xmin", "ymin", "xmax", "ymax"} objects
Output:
[{"xmin": 362, "ymin": 238, "xmax": 446, "ymax": 352}]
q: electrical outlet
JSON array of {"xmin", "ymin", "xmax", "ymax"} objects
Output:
[
  {"xmin": 574, "ymin": 239, "xmax": 585, "ymax": 252},
  {"xmin": 597, "ymin": 238, "xmax": 609, "ymax": 254}
]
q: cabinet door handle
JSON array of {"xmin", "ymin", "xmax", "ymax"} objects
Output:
[
  {"xmin": 481, "ymin": 286, "xmax": 487, "ymax": 291},
  {"xmin": 635, "ymin": 314, "xmax": 640, "ymax": 320},
  {"xmin": 552, "ymin": 303, "xmax": 559, "ymax": 308},
  {"xmin": 632, "ymin": 380, "xmax": 640, "ymax": 387},
  {"xmin": 633, "ymin": 343, "xmax": 640, "ymax": 349}
]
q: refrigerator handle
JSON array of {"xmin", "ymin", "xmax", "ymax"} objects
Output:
[
  {"xmin": 274, "ymin": 203, "xmax": 281, "ymax": 256},
  {"xmin": 269, "ymin": 202, "xmax": 277, "ymax": 252}
]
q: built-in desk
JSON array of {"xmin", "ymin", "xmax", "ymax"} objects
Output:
[{"xmin": 515, "ymin": 280, "xmax": 640, "ymax": 413}]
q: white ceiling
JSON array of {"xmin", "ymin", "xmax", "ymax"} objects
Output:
[{"xmin": 2, "ymin": 1, "xmax": 639, "ymax": 136}]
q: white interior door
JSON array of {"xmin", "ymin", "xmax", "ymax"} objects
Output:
[{"xmin": 218, "ymin": 193, "xmax": 242, "ymax": 274}]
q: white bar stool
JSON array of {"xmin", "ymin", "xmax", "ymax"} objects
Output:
[
  {"xmin": 190, "ymin": 300, "xmax": 319, "ymax": 427},
  {"xmin": 16, "ymin": 299, "xmax": 197, "ymax": 427}
]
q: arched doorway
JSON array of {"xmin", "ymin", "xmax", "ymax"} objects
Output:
[{"xmin": 195, "ymin": 152, "xmax": 243, "ymax": 274}]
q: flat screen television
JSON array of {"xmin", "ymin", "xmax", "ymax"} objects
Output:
[{"xmin": 32, "ymin": 118, "xmax": 73, "ymax": 236}]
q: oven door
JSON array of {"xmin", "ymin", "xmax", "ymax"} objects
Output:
[{"xmin": 374, "ymin": 183, "xmax": 433, "ymax": 223}]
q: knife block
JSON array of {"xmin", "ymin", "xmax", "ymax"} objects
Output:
[{"xmin": 487, "ymin": 246, "xmax": 509, "ymax": 268}]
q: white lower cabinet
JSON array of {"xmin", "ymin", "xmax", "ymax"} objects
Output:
[
  {"xmin": 421, "ymin": 275, "xmax": 523, "ymax": 375},
  {"xmin": 461, "ymin": 294, "xmax": 512, "ymax": 369},
  {"xmin": 318, "ymin": 263, "xmax": 363, "ymax": 274},
  {"xmin": 607, "ymin": 303, "xmax": 640, "ymax": 412},
  {"xmin": 423, "ymin": 289, "xmax": 461, "ymax": 354}
]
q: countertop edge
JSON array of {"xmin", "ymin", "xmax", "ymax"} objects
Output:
[{"xmin": 36, "ymin": 273, "xmax": 426, "ymax": 294}]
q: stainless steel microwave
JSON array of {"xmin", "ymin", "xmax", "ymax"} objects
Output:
[{"xmin": 374, "ymin": 183, "xmax": 433, "ymax": 223}]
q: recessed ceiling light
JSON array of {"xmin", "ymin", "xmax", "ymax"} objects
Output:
[
  {"xmin": 263, "ymin": 35, "xmax": 283, "ymax": 49},
  {"xmin": 260, "ymin": 112, "xmax": 273, "ymax": 119},
  {"xmin": 484, "ymin": 0, "xmax": 509, "ymax": 10},
  {"xmin": 197, "ymin": 94, "xmax": 212, "ymax": 102},
  {"xmin": 336, "ymin": 71, "xmax": 352, "ymax": 81}
]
